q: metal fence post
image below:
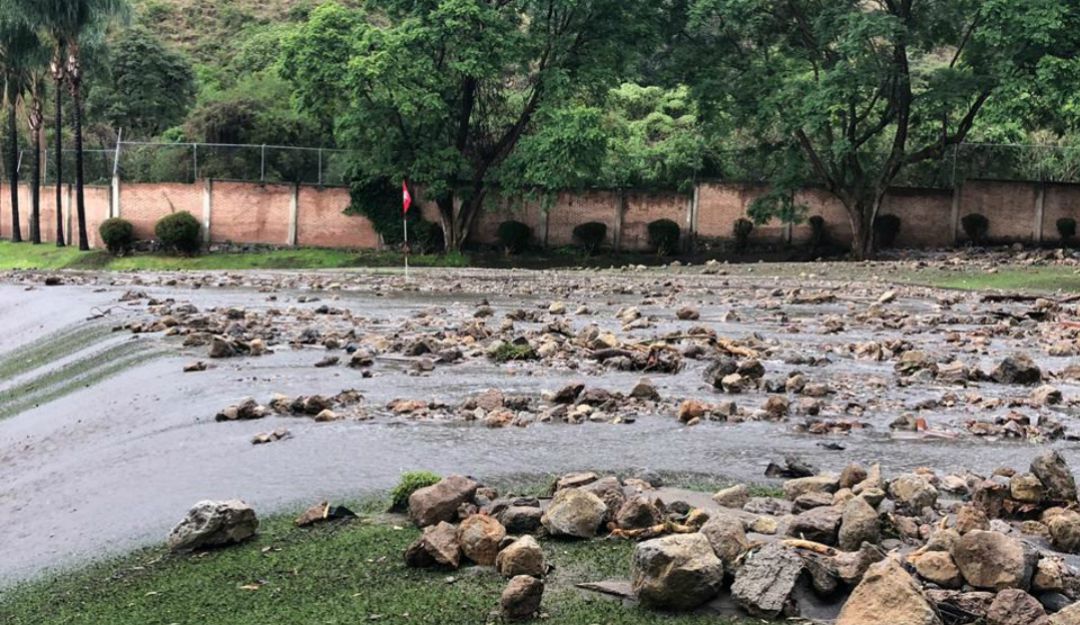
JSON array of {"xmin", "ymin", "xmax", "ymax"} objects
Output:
[
  {"xmin": 193, "ymin": 143, "xmax": 199, "ymax": 182},
  {"xmin": 318, "ymin": 148, "xmax": 323, "ymax": 187},
  {"xmin": 261, "ymin": 144, "xmax": 267, "ymax": 182}
]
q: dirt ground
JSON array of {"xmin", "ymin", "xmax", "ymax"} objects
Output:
[{"xmin": 2, "ymin": 255, "xmax": 1079, "ymax": 584}]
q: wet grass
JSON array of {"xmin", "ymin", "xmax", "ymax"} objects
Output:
[
  {"xmin": 918, "ymin": 267, "xmax": 1080, "ymax": 293},
  {"xmin": 0, "ymin": 241, "xmax": 469, "ymax": 271},
  {"xmin": 0, "ymin": 323, "xmax": 113, "ymax": 381},
  {"xmin": 0, "ymin": 512, "xmax": 746, "ymax": 625},
  {"xmin": 0, "ymin": 340, "xmax": 163, "ymax": 420}
]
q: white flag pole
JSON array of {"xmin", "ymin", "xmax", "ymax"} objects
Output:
[{"xmin": 403, "ymin": 214, "xmax": 410, "ymax": 281}]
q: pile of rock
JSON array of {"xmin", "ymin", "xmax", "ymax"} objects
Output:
[{"xmin": 215, "ymin": 390, "xmax": 366, "ymax": 423}]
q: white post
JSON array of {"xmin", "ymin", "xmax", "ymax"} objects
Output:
[
  {"xmin": 202, "ymin": 178, "xmax": 213, "ymax": 246},
  {"xmin": 288, "ymin": 183, "xmax": 299, "ymax": 246},
  {"xmin": 403, "ymin": 216, "xmax": 410, "ymax": 281}
]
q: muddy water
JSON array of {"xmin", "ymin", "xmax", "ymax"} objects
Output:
[{"xmin": 1, "ymin": 270, "xmax": 1078, "ymax": 585}]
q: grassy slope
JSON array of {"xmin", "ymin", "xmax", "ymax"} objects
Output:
[
  {"xmin": 0, "ymin": 511, "xmax": 744, "ymax": 625},
  {"xmin": 0, "ymin": 241, "xmax": 465, "ymax": 271}
]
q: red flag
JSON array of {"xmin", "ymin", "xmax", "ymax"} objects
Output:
[{"xmin": 402, "ymin": 181, "xmax": 412, "ymax": 215}]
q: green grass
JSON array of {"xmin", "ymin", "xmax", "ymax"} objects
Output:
[
  {"xmin": 0, "ymin": 241, "xmax": 468, "ymax": 272},
  {"xmin": 917, "ymin": 267, "xmax": 1080, "ymax": 293},
  {"xmin": 0, "ymin": 514, "xmax": 747, "ymax": 625}
]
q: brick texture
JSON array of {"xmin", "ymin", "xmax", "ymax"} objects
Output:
[{"xmin": 296, "ymin": 186, "xmax": 379, "ymax": 248}]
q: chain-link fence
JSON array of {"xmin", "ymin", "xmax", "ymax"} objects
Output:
[{"xmin": 3, "ymin": 141, "xmax": 1080, "ymax": 190}]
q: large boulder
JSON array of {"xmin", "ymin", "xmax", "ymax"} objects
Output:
[
  {"xmin": 839, "ymin": 497, "xmax": 880, "ymax": 552},
  {"xmin": 700, "ymin": 513, "xmax": 750, "ymax": 568},
  {"xmin": 836, "ymin": 558, "xmax": 942, "ymax": 625},
  {"xmin": 986, "ymin": 589, "xmax": 1050, "ymax": 625},
  {"xmin": 166, "ymin": 500, "xmax": 258, "ymax": 552},
  {"xmin": 498, "ymin": 505, "xmax": 544, "ymax": 534},
  {"xmin": 783, "ymin": 475, "xmax": 839, "ymax": 500},
  {"xmin": 631, "ymin": 533, "xmax": 725, "ymax": 610},
  {"xmin": 408, "ymin": 475, "xmax": 480, "ymax": 527},
  {"xmin": 579, "ymin": 476, "xmax": 626, "ymax": 521},
  {"xmin": 1049, "ymin": 511, "xmax": 1080, "ymax": 553},
  {"xmin": 951, "ymin": 530, "xmax": 1037, "ymax": 591},
  {"xmin": 731, "ymin": 543, "xmax": 806, "ymax": 618},
  {"xmin": 496, "ymin": 535, "xmax": 545, "ymax": 578},
  {"xmin": 889, "ymin": 474, "xmax": 938, "ymax": 512},
  {"xmin": 457, "ymin": 514, "xmax": 506, "ymax": 566},
  {"xmin": 1031, "ymin": 451, "xmax": 1078, "ymax": 504},
  {"xmin": 991, "ymin": 355, "xmax": 1042, "ymax": 385},
  {"xmin": 787, "ymin": 505, "xmax": 843, "ymax": 546},
  {"xmin": 1052, "ymin": 603, "xmax": 1080, "ymax": 625},
  {"xmin": 540, "ymin": 488, "xmax": 607, "ymax": 538},
  {"xmin": 615, "ymin": 496, "xmax": 662, "ymax": 530},
  {"xmin": 712, "ymin": 484, "xmax": 751, "ymax": 508},
  {"xmin": 500, "ymin": 575, "xmax": 543, "ymax": 621}
]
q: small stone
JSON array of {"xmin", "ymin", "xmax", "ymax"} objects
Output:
[{"xmin": 500, "ymin": 575, "xmax": 543, "ymax": 621}]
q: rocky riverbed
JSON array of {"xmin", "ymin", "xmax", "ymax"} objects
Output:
[{"xmin": 2, "ymin": 251, "xmax": 1080, "ymax": 583}]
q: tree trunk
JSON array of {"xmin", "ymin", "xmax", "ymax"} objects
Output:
[
  {"xmin": 846, "ymin": 199, "xmax": 874, "ymax": 261},
  {"xmin": 72, "ymin": 81, "xmax": 88, "ymax": 251},
  {"xmin": 28, "ymin": 100, "xmax": 42, "ymax": 244},
  {"xmin": 435, "ymin": 194, "xmax": 460, "ymax": 251},
  {"xmin": 7, "ymin": 101, "xmax": 21, "ymax": 242},
  {"xmin": 54, "ymin": 78, "xmax": 64, "ymax": 247}
]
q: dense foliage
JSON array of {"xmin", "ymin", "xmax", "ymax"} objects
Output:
[
  {"xmin": 98, "ymin": 217, "xmax": 134, "ymax": 255},
  {"xmin": 154, "ymin": 211, "xmax": 202, "ymax": 254}
]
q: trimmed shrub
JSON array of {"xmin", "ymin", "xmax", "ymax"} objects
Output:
[
  {"xmin": 154, "ymin": 211, "xmax": 202, "ymax": 254},
  {"xmin": 808, "ymin": 215, "xmax": 827, "ymax": 249},
  {"xmin": 873, "ymin": 214, "xmax": 902, "ymax": 249},
  {"xmin": 573, "ymin": 221, "xmax": 607, "ymax": 254},
  {"xmin": 647, "ymin": 219, "xmax": 681, "ymax": 255},
  {"xmin": 497, "ymin": 220, "xmax": 532, "ymax": 254},
  {"xmin": 733, "ymin": 218, "xmax": 754, "ymax": 251},
  {"xmin": 1057, "ymin": 217, "xmax": 1077, "ymax": 241},
  {"xmin": 389, "ymin": 471, "xmax": 441, "ymax": 512},
  {"xmin": 99, "ymin": 218, "xmax": 135, "ymax": 256},
  {"xmin": 961, "ymin": 213, "xmax": 990, "ymax": 245}
]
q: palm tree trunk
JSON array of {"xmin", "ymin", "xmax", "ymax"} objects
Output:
[
  {"xmin": 72, "ymin": 81, "xmax": 87, "ymax": 250},
  {"xmin": 53, "ymin": 77, "xmax": 64, "ymax": 247},
  {"xmin": 30, "ymin": 121, "xmax": 40, "ymax": 243},
  {"xmin": 8, "ymin": 100, "xmax": 22, "ymax": 242}
]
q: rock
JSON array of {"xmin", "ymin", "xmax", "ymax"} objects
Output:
[
  {"xmin": 951, "ymin": 530, "xmax": 1037, "ymax": 591},
  {"xmin": 166, "ymin": 500, "xmax": 258, "ymax": 552},
  {"xmin": 908, "ymin": 551, "xmax": 963, "ymax": 588},
  {"xmin": 632, "ymin": 533, "xmax": 724, "ymax": 610},
  {"xmin": 712, "ymin": 484, "xmax": 751, "ymax": 508},
  {"xmin": 540, "ymin": 488, "xmax": 607, "ymax": 538},
  {"xmin": 762, "ymin": 395, "xmax": 790, "ymax": 419},
  {"xmin": 836, "ymin": 558, "xmax": 942, "ymax": 625},
  {"xmin": 499, "ymin": 506, "xmax": 543, "ymax": 535},
  {"xmin": 548, "ymin": 301, "xmax": 566, "ymax": 315},
  {"xmin": 839, "ymin": 497, "xmax": 880, "ymax": 552},
  {"xmin": 408, "ymin": 475, "xmax": 480, "ymax": 528},
  {"xmin": 552, "ymin": 383, "xmax": 585, "ymax": 404},
  {"xmin": 700, "ymin": 513, "xmax": 750, "ymax": 568},
  {"xmin": 1031, "ymin": 451, "xmax": 1078, "ymax": 504},
  {"xmin": 208, "ymin": 336, "xmax": 236, "ymax": 358},
  {"xmin": 840, "ymin": 463, "xmax": 869, "ymax": 490},
  {"xmin": 832, "ymin": 543, "xmax": 888, "ymax": 585},
  {"xmin": 553, "ymin": 472, "xmax": 598, "ymax": 491},
  {"xmin": 783, "ymin": 475, "xmax": 839, "ymax": 500},
  {"xmin": 794, "ymin": 491, "xmax": 834, "ymax": 512},
  {"xmin": 704, "ymin": 358, "xmax": 738, "ymax": 388},
  {"xmin": 991, "ymin": 355, "xmax": 1042, "ymax": 385},
  {"xmin": 956, "ymin": 504, "xmax": 990, "ymax": 534},
  {"xmin": 677, "ymin": 399, "xmax": 708, "ymax": 423},
  {"xmin": 615, "ymin": 496, "xmax": 662, "ymax": 530},
  {"xmin": 937, "ymin": 360, "xmax": 971, "ymax": 385},
  {"xmin": 500, "ymin": 575, "xmax": 543, "ymax": 621},
  {"xmin": 889, "ymin": 474, "xmax": 939, "ymax": 512},
  {"xmin": 457, "ymin": 515, "xmax": 506, "ymax": 566},
  {"xmin": 1051, "ymin": 603, "xmax": 1080, "ymax": 625},
  {"xmin": 496, "ymin": 535, "xmax": 545, "ymax": 578},
  {"xmin": 787, "ymin": 505, "xmax": 843, "ymax": 546},
  {"xmin": 579, "ymin": 476, "xmax": 626, "ymax": 521},
  {"xmin": 629, "ymin": 378, "xmax": 661, "ymax": 401},
  {"xmin": 1033, "ymin": 557, "xmax": 1066, "ymax": 593},
  {"xmin": 404, "ymin": 521, "xmax": 462, "ymax": 569},
  {"xmin": 1010, "ymin": 473, "xmax": 1046, "ymax": 504},
  {"xmin": 986, "ymin": 589, "xmax": 1050, "ymax": 625},
  {"xmin": 731, "ymin": 543, "xmax": 806, "ymax": 618},
  {"xmin": 1048, "ymin": 511, "xmax": 1080, "ymax": 553},
  {"xmin": 676, "ymin": 306, "xmax": 700, "ymax": 320},
  {"xmin": 1032, "ymin": 385, "xmax": 1063, "ymax": 406}
]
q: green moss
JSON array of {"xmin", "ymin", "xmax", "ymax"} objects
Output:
[
  {"xmin": 490, "ymin": 343, "xmax": 538, "ymax": 363},
  {"xmin": 389, "ymin": 471, "xmax": 442, "ymax": 512}
]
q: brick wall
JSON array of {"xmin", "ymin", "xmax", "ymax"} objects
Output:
[
  {"xmin": 0, "ymin": 183, "xmax": 107, "ymax": 245},
  {"xmin": 0, "ymin": 178, "xmax": 1075, "ymax": 252}
]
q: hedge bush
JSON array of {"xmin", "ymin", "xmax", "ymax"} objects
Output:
[
  {"xmin": 733, "ymin": 218, "xmax": 754, "ymax": 251},
  {"xmin": 154, "ymin": 211, "xmax": 202, "ymax": 254},
  {"xmin": 497, "ymin": 220, "xmax": 532, "ymax": 254},
  {"xmin": 1057, "ymin": 217, "xmax": 1077, "ymax": 241},
  {"xmin": 573, "ymin": 221, "xmax": 607, "ymax": 254},
  {"xmin": 873, "ymin": 214, "xmax": 902, "ymax": 249},
  {"xmin": 961, "ymin": 213, "xmax": 990, "ymax": 245},
  {"xmin": 647, "ymin": 219, "xmax": 681, "ymax": 255},
  {"xmin": 389, "ymin": 471, "xmax": 441, "ymax": 512},
  {"xmin": 99, "ymin": 218, "xmax": 135, "ymax": 256}
]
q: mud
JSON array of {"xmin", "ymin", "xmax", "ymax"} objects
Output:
[{"xmin": 1, "ymin": 262, "xmax": 1079, "ymax": 584}]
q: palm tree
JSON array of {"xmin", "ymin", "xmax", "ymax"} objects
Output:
[
  {"xmin": 24, "ymin": 66, "xmax": 48, "ymax": 244},
  {"xmin": 17, "ymin": 0, "xmax": 129, "ymax": 250},
  {"xmin": 0, "ymin": 10, "xmax": 41, "ymax": 243}
]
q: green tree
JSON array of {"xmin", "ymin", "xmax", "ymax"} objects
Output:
[
  {"xmin": 0, "ymin": 6, "xmax": 43, "ymax": 243},
  {"xmin": 684, "ymin": 0, "xmax": 1076, "ymax": 258},
  {"xmin": 282, "ymin": 0, "xmax": 663, "ymax": 250},
  {"xmin": 16, "ymin": 0, "xmax": 130, "ymax": 249},
  {"xmin": 88, "ymin": 26, "xmax": 194, "ymax": 139}
]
